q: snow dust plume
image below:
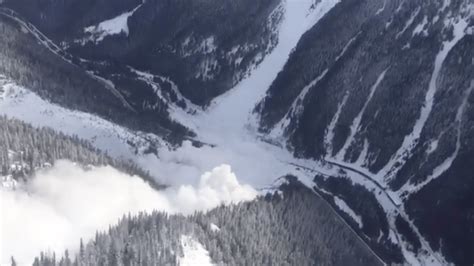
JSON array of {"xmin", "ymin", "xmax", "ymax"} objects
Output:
[{"xmin": 0, "ymin": 160, "xmax": 256, "ymax": 265}]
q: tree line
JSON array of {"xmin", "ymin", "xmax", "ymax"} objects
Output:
[{"xmin": 31, "ymin": 179, "xmax": 382, "ymax": 266}]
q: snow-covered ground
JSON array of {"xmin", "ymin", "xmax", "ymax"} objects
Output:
[
  {"xmin": 334, "ymin": 196, "xmax": 363, "ymax": 228},
  {"xmin": 178, "ymin": 235, "xmax": 214, "ymax": 266},
  {"xmin": 377, "ymin": 17, "xmax": 469, "ymax": 184},
  {"xmin": 334, "ymin": 69, "xmax": 388, "ymax": 161},
  {"xmin": 0, "ymin": 77, "xmax": 162, "ymax": 162},
  {"xmin": 83, "ymin": 1, "xmax": 143, "ymax": 43},
  {"xmin": 0, "ymin": 0, "xmax": 459, "ymax": 264},
  {"xmin": 209, "ymin": 223, "xmax": 220, "ymax": 233}
]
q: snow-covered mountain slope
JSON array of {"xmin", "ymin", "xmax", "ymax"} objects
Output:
[
  {"xmin": 0, "ymin": 77, "xmax": 163, "ymax": 164},
  {"xmin": 1, "ymin": 0, "xmax": 473, "ymax": 265},
  {"xmin": 0, "ymin": 12, "xmax": 191, "ymax": 146},
  {"xmin": 3, "ymin": 0, "xmax": 284, "ymax": 106},
  {"xmin": 257, "ymin": 0, "xmax": 474, "ymax": 264}
]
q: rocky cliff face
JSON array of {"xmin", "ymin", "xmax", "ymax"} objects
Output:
[{"xmin": 257, "ymin": 0, "xmax": 473, "ymax": 264}]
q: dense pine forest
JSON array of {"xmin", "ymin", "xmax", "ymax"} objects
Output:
[
  {"xmin": 31, "ymin": 180, "xmax": 382, "ymax": 266},
  {"xmin": 0, "ymin": 115, "xmax": 159, "ymax": 187}
]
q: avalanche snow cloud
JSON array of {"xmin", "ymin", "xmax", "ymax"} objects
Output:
[{"xmin": 0, "ymin": 161, "xmax": 257, "ymax": 265}]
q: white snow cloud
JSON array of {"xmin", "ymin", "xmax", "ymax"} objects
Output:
[{"xmin": 0, "ymin": 160, "xmax": 257, "ymax": 265}]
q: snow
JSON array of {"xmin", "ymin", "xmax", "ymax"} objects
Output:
[
  {"xmin": 272, "ymin": 27, "xmax": 361, "ymax": 140},
  {"xmin": 467, "ymin": 26, "xmax": 474, "ymax": 35},
  {"xmin": 395, "ymin": 7, "xmax": 421, "ymax": 39},
  {"xmin": 209, "ymin": 223, "xmax": 220, "ymax": 233},
  {"xmin": 400, "ymin": 80, "xmax": 473, "ymax": 197},
  {"xmin": 335, "ymin": 32, "xmax": 360, "ymax": 61},
  {"xmin": 178, "ymin": 235, "xmax": 214, "ymax": 266},
  {"xmin": 187, "ymin": 0, "xmax": 340, "ymax": 138},
  {"xmin": 196, "ymin": 57, "xmax": 219, "ymax": 81},
  {"xmin": 354, "ymin": 138, "xmax": 369, "ymax": 166},
  {"xmin": 412, "ymin": 16, "xmax": 429, "ymax": 37},
  {"xmin": 324, "ymin": 93, "xmax": 349, "ymax": 156},
  {"xmin": 1, "ymin": 175, "xmax": 17, "ymax": 189},
  {"xmin": 441, "ymin": 0, "xmax": 451, "ymax": 11},
  {"xmin": 0, "ymin": 78, "xmax": 161, "ymax": 163},
  {"xmin": 395, "ymin": 0, "xmax": 406, "ymax": 14},
  {"xmin": 388, "ymin": 229, "xmax": 398, "ymax": 244},
  {"xmin": 181, "ymin": 36, "xmax": 222, "ymax": 58},
  {"xmin": 334, "ymin": 196, "xmax": 363, "ymax": 228},
  {"xmin": 85, "ymin": 71, "xmax": 135, "ymax": 112},
  {"xmin": 84, "ymin": 2, "xmax": 143, "ymax": 43},
  {"xmin": 375, "ymin": 0, "xmax": 386, "ymax": 16},
  {"xmin": 199, "ymin": 36, "xmax": 217, "ymax": 54},
  {"xmin": 128, "ymin": 66, "xmax": 199, "ymax": 114},
  {"xmin": 1, "ymin": 9, "xmax": 134, "ymax": 111},
  {"xmin": 426, "ymin": 139, "xmax": 439, "ymax": 155},
  {"xmin": 378, "ymin": 18, "xmax": 468, "ymax": 183},
  {"xmin": 288, "ymin": 68, "xmax": 329, "ymax": 118},
  {"xmin": 269, "ymin": 69, "xmax": 329, "ymax": 139},
  {"xmin": 320, "ymin": 162, "xmax": 446, "ymax": 265},
  {"xmin": 335, "ymin": 69, "xmax": 388, "ymax": 161}
]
